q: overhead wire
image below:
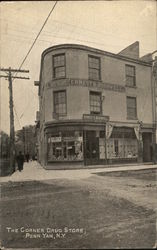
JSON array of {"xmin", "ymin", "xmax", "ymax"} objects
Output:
[
  {"xmin": 14, "ymin": 105, "xmax": 21, "ymax": 128},
  {"xmin": 2, "ymin": 17, "xmax": 153, "ymax": 42},
  {"xmin": 1, "ymin": 13, "xmax": 155, "ymax": 56},
  {"xmin": 2, "ymin": 22, "xmax": 154, "ymax": 51},
  {"xmin": 2, "ymin": 31, "xmax": 122, "ymax": 50},
  {"xmin": 14, "ymin": 1, "xmax": 58, "ymax": 75},
  {"xmin": 10, "ymin": 1, "xmax": 58, "ymax": 129}
]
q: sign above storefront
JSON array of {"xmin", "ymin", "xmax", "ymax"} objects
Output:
[
  {"xmin": 48, "ymin": 137, "xmax": 61, "ymax": 143},
  {"xmin": 83, "ymin": 114, "xmax": 109, "ymax": 123}
]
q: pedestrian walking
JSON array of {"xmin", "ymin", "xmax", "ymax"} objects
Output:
[
  {"xmin": 25, "ymin": 153, "xmax": 30, "ymax": 162},
  {"xmin": 16, "ymin": 151, "xmax": 24, "ymax": 172}
]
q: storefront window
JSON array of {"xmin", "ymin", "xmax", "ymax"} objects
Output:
[
  {"xmin": 99, "ymin": 138, "xmax": 105, "ymax": 159},
  {"xmin": 107, "ymin": 127, "xmax": 138, "ymax": 159},
  {"xmin": 114, "ymin": 139, "xmax": 119, "ymax": 156},
  {"xmin": 47, "ymin": 131, "xmax": 83, "ymax": 162},
  {"xmin": 99, "ymin": 131, "xmax": 106, "ymax": 159}
]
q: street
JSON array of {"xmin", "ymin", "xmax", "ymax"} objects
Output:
[{"xmin": 0, "ymin": 161, "xmax": 157, "ymax": 249}]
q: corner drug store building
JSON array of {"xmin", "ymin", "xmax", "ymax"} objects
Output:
[{"xmin": 36, "ymin": 43, "xmax": 155, "ymax": 167}]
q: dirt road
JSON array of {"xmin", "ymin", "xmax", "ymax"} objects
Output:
[{"xmin": 1, "ymin": 168, "xmax": 156, "ymax": 249}]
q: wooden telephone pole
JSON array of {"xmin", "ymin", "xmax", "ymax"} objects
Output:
[{"xmin": 0, "ymin": 67, "xmax": 29, "ymax": 173}]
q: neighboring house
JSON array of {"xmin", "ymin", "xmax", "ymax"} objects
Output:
[{"xmin": 35, "ymin": 42, "xmax": 156, "ymax": 167}]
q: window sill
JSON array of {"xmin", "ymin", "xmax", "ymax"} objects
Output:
[
  {"xmin": 125, "ymin": 85, "xmax": 137, "ymax": 89},
  {"xmin": 53, "ymin": 113, "xmax": 67, "ymax": 119},
  {"xmin": 89, "ymin": 78, "xmax": 102, "ymax": 82},
  {"xmin": 52, "ymin": 77, "xmax": 66, "ymax": 80},
  {"xmin": 127, "ymin": 117, "xmax": 138, "ymax": 120}
]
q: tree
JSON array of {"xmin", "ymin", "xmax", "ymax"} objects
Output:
[{"xmin": 0, "ymin": 131, "xmax": 10, "ymax": 159}]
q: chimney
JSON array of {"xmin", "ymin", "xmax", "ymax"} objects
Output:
[{"xmin": 118, "ymin": 41, "xmax": 139, "ymax": 59}]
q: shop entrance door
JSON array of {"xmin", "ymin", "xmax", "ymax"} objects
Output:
[
  {"xmin": 85, "ymin": 131, "xmax": 99, "ymax": 165},
  {"xmin": 142, "ymin": 133, "xmax": 152, "ymax": 162}
]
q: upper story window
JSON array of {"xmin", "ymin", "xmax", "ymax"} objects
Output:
[
  {"xmin": 88, "ymin": 55, "xmax": 101, "ymax": 80},
  {"xmin": 53, "ymin": 90, "xmax": 66, "ymax": 115},
  {"xmin": 53, "ymin": 54, "xmax": 65, "ymax": 78},
  {"xmin": 125, "ymin": 64, "xmax": 136, "ymax": 87},
  {"xmin": 127, "ymin": 96, "xmax": 137, "ymax": 119},
  {"xmin": 90, "ymin": 91, "xmax": 102, "ymax": 114}
]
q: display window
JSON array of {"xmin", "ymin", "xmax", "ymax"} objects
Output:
[
  {"xmin": 107, "ymin": 127, "xmax": 138, "ymax": 159},
  {"xmin": 107, "ymin": 138, "xmax": 138, "ymax": 159},
  {"xmin": 47, "ymin": 131, "xmax": 83, "ymax": 161},
  {"xmin": 99, "ymin": 138, "xmax": 105, "ymax": 159}
]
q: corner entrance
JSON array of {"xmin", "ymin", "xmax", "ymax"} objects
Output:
[
  {"xmin": 84, "ymin": 131, "xmax": 99, "ymax": 165},
  {"xmin": 142, "ymin": 133, "xmax": 152, "ymax": 162}
]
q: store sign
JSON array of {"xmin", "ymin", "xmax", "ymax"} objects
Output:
[
  {"xmin": 49, "ymin": 137, "xmax": 61, "ymax": 142},
  {"xmin": 78, "ymin": 137, "xmax": 83, "ymax": 142},
  {"xmin": 83, "ymin": 114, "xmax": 109, "ymax": 122},
  {"xmin": 46, "ymin": 78, "xmax": 125, "ymax": 93}
]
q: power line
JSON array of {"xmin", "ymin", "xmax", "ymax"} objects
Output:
[
  {"xmin": 14, "ymin": 105, "xmax": 21, "ymax": 128},
  {"xmin": 1, "ymin": 30, "xmax": 122, "ymax": 50},
  {"xmin": 15, "ymin": 1, "xmax": 58, "ymax": 74},
  {"xmin": 2, "ymin": 17, "xmax": 153, "ymax": 42},
  {"xmin": 2, "ymin": 1, "xmax": 57, "ymax": 129},
  {"xmin": 2, "ymin": 25, "xmax": 154, "ymax": 49}
]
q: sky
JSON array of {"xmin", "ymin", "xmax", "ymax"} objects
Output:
[{"xmin": 0, "ymin": 0, "xmax": 157, "ymax": 134}]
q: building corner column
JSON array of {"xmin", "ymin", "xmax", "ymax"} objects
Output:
[
  {"xmin": 137, "ymin": 131, "xmax": 143, "ymax": 163},
  {"xmin": 137, "ymin": 141, "xmax": 143, "ymax": 163}
]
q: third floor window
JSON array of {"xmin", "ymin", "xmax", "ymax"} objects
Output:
[
  {"xmin": 125, "ymin": 64, "xmax": 136, "ymax": 87},
  {"xmin": 53, "ymin": 54, "xmax": 65, "ymax": 78},
  {"xmin": 88, "ymin": 55, "xmax": 101, "ymax": 80}
]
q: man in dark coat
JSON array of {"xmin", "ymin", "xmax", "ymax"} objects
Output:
[
  {"xmin": 16, "ymin": 151, "xmax": 24, "ymax": 172},
  {"xmin": 25, "ymin": 153, "xmax": 30, "ymax": 162}
]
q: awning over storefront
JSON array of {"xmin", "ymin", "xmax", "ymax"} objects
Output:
[{"xmin": 105, "ymin": 122, "xmax": 152, "ymax": 140}]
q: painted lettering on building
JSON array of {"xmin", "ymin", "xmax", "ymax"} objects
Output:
[{"xmin": 46, "ymin": 79, "xmax": 125, "ymax": 93}]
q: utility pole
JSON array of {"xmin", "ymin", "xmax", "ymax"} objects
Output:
[{"xmin": 0, "ymin": 67, "xmax": 29, "ymax": 173}]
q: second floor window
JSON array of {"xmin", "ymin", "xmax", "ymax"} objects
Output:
[
  {"xmin": 88, "ymin": 55, "xmax": 100, "ymax": 80},
  {"xmin": 125, "ymin": 64, "xmax": 136, "ymax": 87},
  {"xmin": 127, "ymin": 96, "xmax": 137, "ymax": 119},
  {"xmin": 53, "ymin": 54, "xmax": 65, "ymax": 78},
  {"xmin": 54, "ymin": 90, "xmax": 66, "ymax": 115},
  {"xmin": 90, "ymin": 91, "xmax": 102, "ymax": 114}
]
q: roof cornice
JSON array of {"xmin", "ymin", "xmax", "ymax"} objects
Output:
[{"xmin": 41, "ymin": 44, "xmax": 152, "ymax": 67}]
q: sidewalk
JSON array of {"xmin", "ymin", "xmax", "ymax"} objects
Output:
[{"xmin": 0, "ymin": 161, "xmax": 157, "ymax": 183}]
